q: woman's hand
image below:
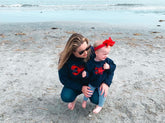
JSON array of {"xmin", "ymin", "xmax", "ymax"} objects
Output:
[
  {"xmin": 100, "ymin": 83, "xmax": 109, "ymax": 97},
  {"xmin": 82, "ymin": 86, "xmax": 93, "ymax": 98}
]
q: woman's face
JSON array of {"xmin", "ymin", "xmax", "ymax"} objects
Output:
[{"xmin": 73, "ymin": 42, "xmax": 88, "ymax": 58}]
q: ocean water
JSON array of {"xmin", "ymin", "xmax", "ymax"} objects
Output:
[{"xmin": 0, "ymin": 0, "xmax": 165, "ymax": 28}]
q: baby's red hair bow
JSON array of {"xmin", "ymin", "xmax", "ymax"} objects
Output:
[
  {"xmin": 94, "ymin": 37, "xmax": 115, "ymax": 51},
  {"xmin": 103, "ymin": 37, "xmax": 115, "ymax": 47}
]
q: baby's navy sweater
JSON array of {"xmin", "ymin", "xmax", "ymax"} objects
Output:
[{"xmin": 86, "ymin": 58, "xmax": 116, "ymax": 87}]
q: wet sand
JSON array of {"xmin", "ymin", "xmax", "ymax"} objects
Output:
[{"xmin": 0, "ymin": 22, "xmax": 165, "ymax": 122}]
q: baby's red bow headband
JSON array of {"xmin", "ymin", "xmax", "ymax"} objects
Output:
[{"xmin": 94, "ymin": 37, "xmax": 115, "ymax": 51}]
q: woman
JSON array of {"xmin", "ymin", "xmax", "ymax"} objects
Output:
[{"xmin": 58, "ymin": 33, "xmax": 109, "ymax": 110}]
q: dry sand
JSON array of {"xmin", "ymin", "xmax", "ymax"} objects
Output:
[{"xmin": 0, "ymin": 22, "xmax": 165, "ymax": 123}]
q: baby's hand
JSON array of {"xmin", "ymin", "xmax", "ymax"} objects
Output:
[
  {"xmin": 82, "ymin": 71, "xmax": 87, "ymax": 78},
  {"xmin": 103, "ymin": 63, "xmax": 110, "ymax": 70}
]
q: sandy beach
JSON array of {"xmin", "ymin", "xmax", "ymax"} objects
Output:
[{"xmin": 0, "ymin": 22, "xmax": 165, "ymax": 122}]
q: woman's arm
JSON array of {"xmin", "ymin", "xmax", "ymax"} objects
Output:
[{"xmin": 100, "ymin": 83, "xmax": 109, "ymax": 97}]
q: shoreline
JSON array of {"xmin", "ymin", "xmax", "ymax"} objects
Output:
[
  {"xmin": 1, "ymin": 20, "xmax": 165, "ymax": 30},
  {"xmin": 0, "ymin": 21, "xmax": 165, "ymax": 122}
]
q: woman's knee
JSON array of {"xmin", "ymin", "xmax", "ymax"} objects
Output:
[
  {"xmin": 61, "ymin": 87, "xmax": 76, "ymax": 102},
  {"xmin": 61, "ymin": 93, "xmax": 75, "ymax": 102}
]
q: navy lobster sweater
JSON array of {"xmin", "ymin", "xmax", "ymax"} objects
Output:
[
  {"xmin": 85, "ymin": 57, "xmax": 116, "ymax": 87},
  {"xmin": 58, "ymin": 54, "xmax": 89, "ymax": 91}
]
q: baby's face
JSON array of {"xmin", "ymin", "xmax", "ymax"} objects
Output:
[{"xmin": 95, "ymin": 46, "xmax": 110, "ymax": 61}]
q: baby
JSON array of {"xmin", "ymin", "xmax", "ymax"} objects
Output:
[{"xmin": 82, "ymin": 37, "xmax": 116, "ymax": 114}]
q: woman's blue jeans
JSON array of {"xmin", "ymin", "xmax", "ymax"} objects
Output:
[{"xmin": 61, "ymin": 87, "xmax": 99, "ymax": 105}]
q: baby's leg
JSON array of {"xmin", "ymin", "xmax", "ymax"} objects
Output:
[
  {"xmin": 82, "ymin": 93, "xmax": 89, "ymax": 108},
  {"xmin": 93, "ymin": 87, "xmax": 106, "ymax": 113},
  {"xmin": 93, "ymin": 105, "xmax": 102, "ymax": 114},
  {"xmin": 98, "ymin": 87, "xmax": 106, "ymax": 107},
  {"xmin": 82, "ymin": 84, "xmax": 95, "ymax": 108}
]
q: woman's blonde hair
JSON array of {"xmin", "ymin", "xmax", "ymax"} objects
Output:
[{"xmin": 58, "ymin": 33, "xmax": 90, "ymax": 70}]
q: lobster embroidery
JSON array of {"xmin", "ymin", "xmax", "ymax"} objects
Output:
[
  {"xmin": 95, "ymin": 67, "xmax": 105, "ymax": 75},
  {"xmin": 71, "ymin": 65, "xmax": 84, "ymax": 76}
]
